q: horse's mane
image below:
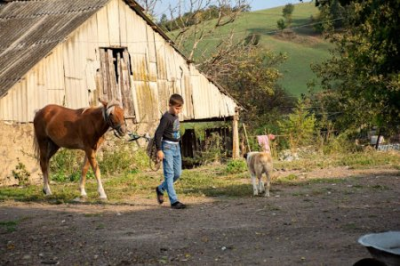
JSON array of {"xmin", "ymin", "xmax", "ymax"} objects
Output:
[
  {"xmin": 81, "ymin": 99, "xmax": 121, "ymax": 115},
  {"xmin": 107, "ymin": 99, "xmax": 120, "ymax": 109},
  {"xmin": 100, "ymin": 99, "xmax": 121, "ymax": 120},
  {"xmin": 82, "ymin": 107, "xmax": 92, "ymax": 114}
]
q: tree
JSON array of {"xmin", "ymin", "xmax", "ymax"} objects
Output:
[
  {"xmin": 311, "ymin": 0, "xmax": 348, "ymax": 33},
  {"xmin": 157, "ymin": 1, "xmax": 294, "ymax": 131},
  {"xmin": 136, "ymin": 0, "xmax": 161, "ymax": 20},
  {"xmin": 199, "ymin": 34, "xmax": 294, "ymax": 128},
  {"xmin": 159, "ymin": 13, "xmax": 169, "ymax": 31},
  {"xmin": 278, "ymin": 99, "xmax": 316, "ymax": 150},
  {"xmin": 311, "ymin": 0, "xmax": 400, "ymax": 136},
  {"xmin": 165, "ymin": 0, "xmax": 250, "ymax": 62},
  {"xmin": 277, "ymin": 4, "xmax": 294, "ymax": 32},
  {"xmin": 282, "ymin": 4, "xmax": 295, "ymax": 28},
  {"xmin": 277, "ymin": 18, "xmax": 287, "ymax": 31}
]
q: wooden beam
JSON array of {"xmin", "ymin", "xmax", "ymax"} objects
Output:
[
  {"xmin": 243, "ymin": 123, "xmax": 251, "ymax": 152},
  {"xmin": 232, "ymin": 107, "xmax": 240, "ymax": 159}
]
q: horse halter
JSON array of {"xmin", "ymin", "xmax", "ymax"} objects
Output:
[{"xmin": 103, "ymin": 103, "xmax": 126, "ymax": 137}]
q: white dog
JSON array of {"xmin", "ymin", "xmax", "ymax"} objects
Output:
[{"xmin": 244, "ymin": 152, "xmax": 273, "ymax": 197}]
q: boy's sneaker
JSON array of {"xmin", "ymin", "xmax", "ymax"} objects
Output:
[
  {"xmin": 171, "ymin": 202, "xmax": 186, "ymax": 209},
  {"xmin": 155, "ymin": 188, "xmax": 164, "ymax": 204}
]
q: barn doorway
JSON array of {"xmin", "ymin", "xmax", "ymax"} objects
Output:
[
  {"xmin": 98, "ymin": 48, "xmax": 135, "ymax": 119},
  {"xmin": 180, "ymin": 123, "xmax": 233, "ymax": 169}
]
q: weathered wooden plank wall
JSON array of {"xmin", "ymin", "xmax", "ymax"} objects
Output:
[{"xmin": 0, "ymin": 0, "xmax": 237, "ymax": 125}]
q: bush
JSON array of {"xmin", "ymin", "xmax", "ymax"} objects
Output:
[
  {"xmin": 49, "ymin": 143, "xmax": 150, "ymax": 182},
  {"xmin": 321, "ymin": 131, "xmax": 363, "ymax": 155},
  {"xmin": 50, "ymin": 149, "xmax": 83, "ymax": 182},
  {"xmin": 278, "ymin": 100, "xmax": 316, "ymax": 151},
  {"xmin": 100, "ymin": 145, "xmax": 149, "ymax": 175},
  {"xmin": 225, "ymin": 159, "xmax": 247, "ymax": 174},
  {"xmin": 12, "ymin": 158, "xmax": 31, "ymax": 185}
]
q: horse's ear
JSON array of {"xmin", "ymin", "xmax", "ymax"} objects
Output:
[
  {"xmin": 108, "ymin": 98, "xmax": 121, "ymax": 107},
  {"xmin": 98, "ymin": 98, "xmax": 107, "ymax": 107}
]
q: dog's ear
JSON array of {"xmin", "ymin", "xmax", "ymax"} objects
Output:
[{"xmin": 243, "ymin": 153, "xmax": 248, "ymax": 159}]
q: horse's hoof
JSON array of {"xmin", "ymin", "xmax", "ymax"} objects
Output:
[
  {"xmin": 42, "ymin": 189, "xmax": 52, "ymax": 196},
  {"xmin": 98, "ymin": 197, "xmax": 108, "ymax": 201}
]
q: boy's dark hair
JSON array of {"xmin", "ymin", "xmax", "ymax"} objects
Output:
[{"xmin": 169, "ymin": 94, "xmax": 184, "ymax": 106}]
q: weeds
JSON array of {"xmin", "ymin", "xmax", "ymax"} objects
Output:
[
  {"xmin": 278, "ymin": 174, "xmax": 298, "ymax": 183},
  {"xmin": 1, "ymin": 149, "xmax": 399, "ymax": 203},
  {"xmin": 48, "ymin": 143, "xmax": 150, "ymax": 182},
  {"xmin": 50, "ymin": 149, "xmax": 84, "ymax": 182},
  {"xmin": 306, "ymin": 178, "xmax": 347, "ymax": 185},
  {"xmin": 84, "ymin": 213, "xmax": 104, "ymax": 217},
  {"xmin": 370, "ymin": 185, "xmax": 389, "ymax": 190},
  {"xmin": 0, "ymin": 220, "xmax": 18, "ymax": 233},
  {"xmin": 12, "ymin": 158, "xmax": 30, "ymax": 185},
  {"xmin": 225, "ymin": 159, "xmax": 247, "ymax": 174},
  {"xmin": 274, "ymin": 150, "xmax": 399, "ymax": 171},
  {"xmin": 100, "ymin": 143, "xmax": 146, "ymax": 175}
]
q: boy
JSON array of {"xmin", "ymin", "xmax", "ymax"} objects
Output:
[{"xmin": 154, "ymin": 94, "xmax": 186, "ymax": 209}]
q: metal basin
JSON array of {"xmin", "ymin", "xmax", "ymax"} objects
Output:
[{"xmin": 358, "ymin": 231, "xmax": 400, "ymax": 266}]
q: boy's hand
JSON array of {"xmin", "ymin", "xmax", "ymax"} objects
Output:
[{"xmin": 157, "ymin": 150, "xmax": 164, "ymax": 161}]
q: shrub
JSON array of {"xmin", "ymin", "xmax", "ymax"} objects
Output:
[
  {"xmin": 225, "ymin": 159, "xmax": 247, "ymax": 174},
  {"xmin": 100, "ymin": 145, "xmax": 149, "ymax": 175},
  {"xmin": 278, "ymin": 100, "xmax": 316, "ymax": 151},
  {"xmin": 12, "ymin": 158, "xmax": 31, "ymax": 186},
  {"xmin": 50, "ymin": 149, "xmax": 83, "ymax": 182},
  {"xmin": 49, "ymin": 143, "xmax": 150, "ymax": 182},
  {"xmin": 321, "ymin": 130, "xmax": 363, "ymax": 155}
]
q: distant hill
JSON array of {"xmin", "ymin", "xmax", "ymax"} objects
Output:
[
  {"xmin": 246, "ymin": 3, "xmax": 333, "ymax": 97},
  {"xmin": 167, "ymin": 2, "xmax": 332, "ymax": 97}
]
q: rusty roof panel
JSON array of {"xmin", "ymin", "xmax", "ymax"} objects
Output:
[{"xmin": 0, "ymin": 0, "xmax": 109, "ymax": 97}]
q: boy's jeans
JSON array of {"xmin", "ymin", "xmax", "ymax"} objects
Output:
[{"xmin": 158, "ymin": 141, "xmax": 182, "ymax": 204}]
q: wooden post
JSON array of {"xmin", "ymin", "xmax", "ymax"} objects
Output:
[
  {"xmin": 232, "ymin": 107, "xmax": 240, "ymax": 159},
  {"xmin": 243, "ymin": 123, "xmax": 251, "ymax": 152},
  {"xmin": 375, "ymin": 128, "xmax": 382, "ymax": 150}
]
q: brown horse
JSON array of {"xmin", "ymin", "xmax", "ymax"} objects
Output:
[{"xmin": 33, "ymin": 99, "xmax": 127, "ymax": 200}]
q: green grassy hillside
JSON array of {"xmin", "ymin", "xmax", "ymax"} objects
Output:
[
  {"xmin": 171, "ymin": 2, "xmax": 332, "ymax": 97},
  {"xmin": 247, "ymin": 4, "xmax": 333, "ymax": 96}
]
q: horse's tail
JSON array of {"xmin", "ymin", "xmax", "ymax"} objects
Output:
[
  {"xmin": 33, "ymin": 131, "xmax": 40, "ymax": 161},
  {"xmin": 32, "ymin": 110, "xmax": 40, "ymax": 161}
]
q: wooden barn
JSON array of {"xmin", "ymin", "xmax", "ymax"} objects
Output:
[{"xmin": 0, "ymin": 0, "xmax": 241, "ymax": 159}]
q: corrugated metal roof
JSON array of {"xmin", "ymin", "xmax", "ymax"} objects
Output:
[{"xmin": 0, "ymin": 0, "xmax": 111, "ymax": 97}]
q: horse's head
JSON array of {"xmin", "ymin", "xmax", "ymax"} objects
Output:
[{"xmin": 99, "ymin": 99, "xmax": 128, "ymax": 138}]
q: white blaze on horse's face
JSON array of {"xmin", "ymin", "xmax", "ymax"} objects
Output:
[{"xmin": 105, "ymin": 101, "xmax": 127, "ymax": 138}]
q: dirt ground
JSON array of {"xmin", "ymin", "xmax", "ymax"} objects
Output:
[{"xmin": 1, "ymin": 166, "xmax": 400, "ymax": 266}]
